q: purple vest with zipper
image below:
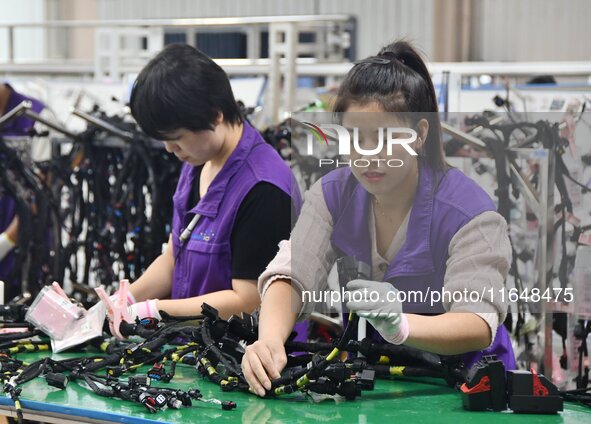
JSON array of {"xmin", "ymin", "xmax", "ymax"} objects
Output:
[
  {"xmin": 1, "ymin": 84, "xmax": 45, "ymax": 137},
  {"xmin": 0, "ymin": 85, "xmax": 46, "ymax": 294},
  {"xmin": 170, "ymin": 121, "xmax": 301, "ymax": 299},
  {"xmin": 322, "ymin": 160, "xmax": 516, "ymax": 370}
]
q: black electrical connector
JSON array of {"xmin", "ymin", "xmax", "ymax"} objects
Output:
[
  {"xmin": 174, "ymin": 390, "xmax": 192, "ymax": 407},
  {"xmin": 106, "ymin": 366, "xmax": 125, "ymax": 378},
  {"xmin": 227, "ymin": 313, "xmax": 257, "ymax": 344},
  {"xmin": 188, "ymin": 389, "xmax": 203, "ymax": 400},
  {"xmin": 167, "ymin": 397, "xmax": 183, "ymax": 409},
  {"xmin": 138, "ymin": 392, "xmax": 158, "ymax": 413},
  {"xmin": 152, "ymin": 392, "xmax": 169, "ymax": 409},
  {"xmin": 221, "ymin": 400, "xmax": 237, "ymax": 410},
  {"xmin": 0, "ymin": 361, "xmax": 22, "ymax": 373},
  {"xmin": 138, "ymin": 317, "xmax": 160, "ymax": 330},
  {"xmin": 147, "ymin": 363, "xmax": 165, "ymax": 381},
  {"xmin": 128, "ymin": 375, "xmax": 150, "ymax": 389},
  {"xmin": 356, "ymin": 370, "xmax": 376, "ymax": 391},
  {"xmin": 460, "ymin": 355, "xmax": 507, "ymax": 411},
  {"xmin": 146, "ymin": 361, "xmax": 175, "ymax": 383},
  {"xmin": 0, "ymin": 304, "xmax": 29, "ymax": 323},
  {"xmin": 507, "ymin": 369, "xmax": 563, "ymax": 414},
  {"xmin": 46, "ymin": 372, "xmax": 69, "ymax": 390}
]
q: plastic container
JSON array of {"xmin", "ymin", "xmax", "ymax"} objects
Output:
[{"xmin": 25, "ymin": 286, "xmax": 84, "ymax": 340}]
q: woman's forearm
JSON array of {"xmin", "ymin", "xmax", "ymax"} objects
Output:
[
  {"xmin": 404, "ymin": 312, "xmax": 491, "ymax": 355},
  {"xmin": 129, "ymin": 237, "xmax": 174, "ymax": 302},
  {"xmin": 258, "ymin": 280, "xmax": 298, "ymax": 344},
  {"xmin": 156, "ymin": 279, "xmax": 261, "ymax": 320}
]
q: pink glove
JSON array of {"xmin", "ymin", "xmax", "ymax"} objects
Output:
[
  {"xmin": 109, "ymin": 289, "xmax": 136, "ymax": 307},
  {"xmin": 128, "ymin": 299, "xmax": 162, "ymax": 321}
]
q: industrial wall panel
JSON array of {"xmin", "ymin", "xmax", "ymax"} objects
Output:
[
  {"xmin": 318, "ymin": 0, "xmax": 435, "ymax": 59},
  {"xmin": 98, "ymin": 0, "xmax": 317, "ymax": 19},
  {"xmin": 98, "ymin": 0, "xmax": 590, "ymax": 61},
  {"xmin": 0, "ymin": 0, "xmax": 47, "ymax": 61},
  {"xmin": 473, "ymin": 0, "xmax": 591, "ymax": 61},
  {"xmin": 97, "ymin": 0, "xmax": 435, "ymax": 60}
]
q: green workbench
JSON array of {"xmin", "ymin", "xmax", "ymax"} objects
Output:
[{"xmin": 0, "ymin": 350, "xmax": 589, "ymax": 423}]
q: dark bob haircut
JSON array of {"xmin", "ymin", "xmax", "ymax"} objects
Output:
[
  {"xmin": 130, "ymin": 44, "xmax": 242, "ymax": 140},
  {"xmin": 333, "ymin": 40, "xmax": 445, "ymax": 171}
]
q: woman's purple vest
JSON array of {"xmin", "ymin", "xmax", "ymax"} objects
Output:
[
  {"xmin": 0, "ymin": 85, "xmax": 46, "ymax": 296},
  {"xmin": 1, "ymin": 84, "xmax": 45, "ymax": 137},
  {"xmin": 321, "ymin": 161, "xmax": 516, "ymax": 370},
  {"xmin": 170, "ymin": 121, "xmax": 301, "ymax": 299}
]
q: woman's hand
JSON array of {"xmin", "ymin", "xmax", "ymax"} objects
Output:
[
  {"xmin": 345, "ymin": 279, "xmax": 409, "ymax": 345},
  {"xmin": 241, "ymin": 279, "xmax": 297, "ymax": 396},
  {"xmin": 242, "ymin": 337, "xmax": 287, "ymax": 396},
  {"xmin": 128, "ymin": 299, "xmax": 161, "ymax": 321}
]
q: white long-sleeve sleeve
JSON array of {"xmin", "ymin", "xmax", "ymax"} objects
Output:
[{"xmin": 443, "ymin": 210, "xmax": 512, "ymax": 344}]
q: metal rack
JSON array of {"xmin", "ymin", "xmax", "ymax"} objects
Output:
[
  {"xmin": 441, "ymin": 122, "xmax": 558, "ymax": 377},
  {"xmin": 0, "ymin": 16, "xmax": 353, "ymax": 124}
]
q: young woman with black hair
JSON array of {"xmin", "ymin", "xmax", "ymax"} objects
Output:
[
  {"xmin": 125, "ymin": 44, "xmax": 300, "ymax": 320},
  {"xmin": 242, "ymin": 40, "xmax": 516, "ymax": 396}
]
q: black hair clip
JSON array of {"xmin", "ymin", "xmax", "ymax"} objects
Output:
[{"xmin": 354, "ymin": 57, "xmax": 392, "ymax": 65}]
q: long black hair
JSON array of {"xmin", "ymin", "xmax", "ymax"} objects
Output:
[{"xmin": 333, "ymin": 40, "xmax": 445, "ymax": 171}]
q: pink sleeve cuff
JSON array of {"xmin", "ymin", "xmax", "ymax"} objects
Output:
[
  {"xmin": 126, "ymin": 291, "xmax": 137, "ymax": 305},
  {"xmin": 129, "ymin": 299, "xmax": 161, "ymax": 321}
]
